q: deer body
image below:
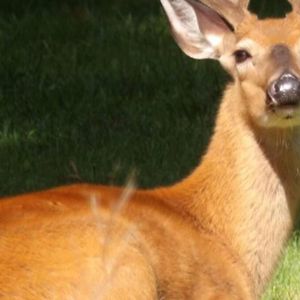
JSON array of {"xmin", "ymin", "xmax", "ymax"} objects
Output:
[
  {"xmin": 0, "ymin": 184, "xmax": 254, "ymax": 299},
  {"xmin": 1, "ymin": 0, "xmax": 300, "ymax": 299}
]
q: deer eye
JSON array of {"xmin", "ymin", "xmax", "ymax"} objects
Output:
[{"xmin": 234, "ymin": 49, "xmax": 251, "ymax": 63}]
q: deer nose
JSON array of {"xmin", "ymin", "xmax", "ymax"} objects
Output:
[{"xmin": 267, "ymin": 73, "xmax": 300, "ymax": 107}]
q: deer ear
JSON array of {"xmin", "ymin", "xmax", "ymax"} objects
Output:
[
  {"xmin": 288, "ymin": 0, "xmax": 300, "ymax": 13},
  {"xmin": 160, "ymin": 0, "xmax": 233, "ymax": 60}
]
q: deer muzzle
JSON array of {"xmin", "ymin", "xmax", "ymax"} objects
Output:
[{"xmin": 267, "ymin": 72, "xmax": 300, "ymax": 107}]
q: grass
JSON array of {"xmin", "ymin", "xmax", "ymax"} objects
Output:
[
  {"xmin": 263, "ymin": 232, "xmax": 300, "ymax": 299},
  {"xmin": 0, "ymin": 0, "xmax": 299, "ymax": 298},
  {"xmin": 0, "ymin": 0, "xmax": 225, "ymax": 194}
]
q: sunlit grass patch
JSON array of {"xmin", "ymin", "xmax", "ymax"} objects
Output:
[
  {"xmin": 0, "ymin": 121, "xmax": 38, "ymax": 146},
  {"xmin": 263, "ymin": 232, "xmax": 300, "ymax": 300},
  {"xmin": 0, "ymin": 122, "xmax": 19, "ymax": 146}
]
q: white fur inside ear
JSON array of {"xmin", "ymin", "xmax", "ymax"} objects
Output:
[
  {"xmin": 160, "ymin": 0, "xmax": 230, "ymax": 60},
  {"xmin": 206, "ymin": 33, "xmax": 223, "ymax": 48}
]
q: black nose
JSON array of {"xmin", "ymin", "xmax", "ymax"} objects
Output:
[{"xmin": 267, "ymin": 73, "xmax": 300, "ymax": 107}]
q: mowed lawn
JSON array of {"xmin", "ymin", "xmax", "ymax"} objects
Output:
[{"xmin": 0, "ymin": 0, "xmax": 299, "ymax": 298}]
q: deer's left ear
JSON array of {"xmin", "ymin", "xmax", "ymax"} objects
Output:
[
  {"xmin": 288, "ymin": 0, "xmax": 300, "ymax": 13},
  {"xmin": 160, "ymin": 0, "xmax": 233, "ymax": 60}
]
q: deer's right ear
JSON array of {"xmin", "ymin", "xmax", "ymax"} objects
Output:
[{"xmin": 160, "ymin": 0, "xmax": 233, "ymax": 60}]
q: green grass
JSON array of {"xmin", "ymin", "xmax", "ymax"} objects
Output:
[
  {"xmin": 263, "ymin": 232, "xmax": 300, "ymax": 299},
  {"xmin": 0, "ymin": 0, "xmax": 226, "ymax": 194},
  {"xmin": 0, "ymin": 0, "xmax": 299, "ymax": 298}
]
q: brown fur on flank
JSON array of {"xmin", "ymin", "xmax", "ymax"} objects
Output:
[{"xmin": 1, "ymin": 0, "xmax": 300, "ymax": 299}]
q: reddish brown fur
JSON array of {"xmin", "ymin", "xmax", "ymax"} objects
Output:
[{"xmin": 1, "ymin": 3, "xmax": 300, "ymax": 300}]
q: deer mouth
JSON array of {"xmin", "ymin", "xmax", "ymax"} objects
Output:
[
  {"xmin": 273, "ymin": 105, "xmax": 300, "ymax": 119},
  {"xmin": 266, "ymin": 96, "xmax": 300, "ymax": 122},
  {"xmin": 263, "ymin": 96, "xmax": 300, "ymax": 127}
]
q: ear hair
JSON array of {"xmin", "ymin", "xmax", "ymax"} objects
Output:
[
  {"xmin": 288, "ymin": 0, "xmax": 300, "ymax": 13},
  {"xmin": 200, "ymin": 0, "xmax": 250, "ymax": 28},
  {"xmin": 160, "ymin": 0, "xmax": 233, "ymax": 60}
]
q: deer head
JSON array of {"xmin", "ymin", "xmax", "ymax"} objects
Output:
[{"xmin": 160, "ymin": 0, "xmax": 300, "ymax": 128}]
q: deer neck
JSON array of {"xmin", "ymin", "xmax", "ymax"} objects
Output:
[{"xmin": 174, "ymin": 85, "xmax": 300, "ymax": 295}]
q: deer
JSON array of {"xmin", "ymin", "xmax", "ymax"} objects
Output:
[{"xmin": 1, "ymin": 0, "xmax": 300, "ymax": 299}]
